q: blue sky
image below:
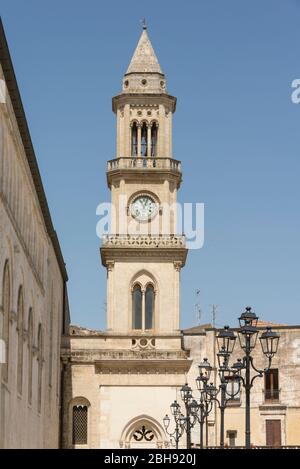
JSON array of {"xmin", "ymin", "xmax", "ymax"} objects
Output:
[{"xmin": 1, "ymin": 0, "xmax": 300, "ymax": 329}]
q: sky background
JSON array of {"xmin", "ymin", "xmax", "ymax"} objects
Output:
[{"xmin": 1, "ymin": 0, "xmax": 300, "ymax": 330}]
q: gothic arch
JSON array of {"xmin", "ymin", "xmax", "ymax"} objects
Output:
[
  {"xmin": 120, "ymin": 415, "xmax": 168, "ymax": 449},
  {"xmin": 130, "ymin": 269, "xmax": 158, "ymax": 292},
  {"xmin": 129, "ymin": 269, "xmax": 159, "ymax": 332}
]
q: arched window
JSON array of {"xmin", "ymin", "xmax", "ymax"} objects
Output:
[
  {"xmin": 151, "ymin": 123, "xmax": 158, "ymax": 157},
  {"xmin": 141, "ymin": 122, "xmax": 148, "ymax": 157},
  {"xmin": 132, "ymin": 282, "xmax": 155, "ymax": 331},
  {"xmin": 27, "ymin": 308, "xmax": 33, "ymax": 404},
  {"xmin": 131, "ymin": 122, "xmax": 138, "ymax": 156},
  {"xmin": 2, "ymin": 261, "xmax": 10, "ymax": 382},
  {"xmin": 37, "ymin": 324, "xmax": 43, "ymax": 413},
  {"xmin": 133, "ymin": 284, "xmax": 142, "ymax": 330},
  {"xmin": 17, "ymin": 286, "xmax": 24, "ymax": 394},
  {"xmin": 72, "ymin": 405, "xmax": 88, "ymax": 445},
  {"xmin": 145, "ymin": 285, "xmax": 154, "ymax": 330}
]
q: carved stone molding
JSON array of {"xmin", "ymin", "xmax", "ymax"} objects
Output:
[
  {"xmin": 102, "ymin": 234, "xmax": 185, "ymax": 248},
  {"xmin": 173, "ymin": 261, "xmax": 182, "ymax": 271},
  {"xmin": 106, "ymin": 261, "xmax": 115, "ymax": 272}
]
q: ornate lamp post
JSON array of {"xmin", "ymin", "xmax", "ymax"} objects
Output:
[
  {"xmin": 163, "ymin": 400, "xmax": 184, "ymax": 449},
  {"xmin": 200, "ymin": 327, "xmax": 238, "ymax": 448},
  {"xmin": 163, "ymin": 307, "xmax": 280, "ymax": 450},
  {"xmin": 205, "ymin": 356, "xmax": 240, "ymax": 447},
  {"xmin": 233, "ymin": 307, "xmax": 280, "ymax": 449},
  {"xmin": 194, "ymin": 359, "xmax": 213, "ymax": 448},
  {"xmin": 180, "ymin": 383, "xmax": 194, "ymax": 449}
]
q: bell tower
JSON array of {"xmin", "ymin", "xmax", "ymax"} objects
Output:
[{"xmin": 101, "ymin": 25, "xmax": 187, "ymax": 337}]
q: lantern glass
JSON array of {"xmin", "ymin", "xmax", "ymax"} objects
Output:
[
  {"xmin": 207, "ymin": 383, "xmax": 218, "ymax": 399},
  {"xmin": 170, "ymin": 400, "xmax": 180, "ymax": 416},
  {"xmin": 216, "ymin": 326, "xmax": 236, "ymax": 354},
  {"xmin": 260, "ymin": 327, "xmax": 280, "ymax": 358},
  {"xmin": 238, "ymin": 325, "xmax": 258, "ymax": 351},
  {"xmin": 232, "ymin": 358, "xmax": 243, "ymax": 376},
  {"xmin": 163, "ymin": 414, "xmax": 170, "ymax": 429},
  {"xmin": 190, "ymin": 399, "xmax": 199, "ymax": 415},
  {"xmin": 196, "ymin": 376, "xmax": 202, "ymax": 391},
  {"xmin": 180, "ymin": 383, "xmax": 192, "ymax": 402},
  {"xmin": 238, "ymin": 306, "xmax": 259, "ymax": 328},
  {"xmin": 198, "ymin": 358, "xmax": 212, "ymax": 381}
]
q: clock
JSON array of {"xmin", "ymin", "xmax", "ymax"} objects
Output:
[{"xmin": 130, "ymin": 195, "xmax": 157, "ymax": 221}]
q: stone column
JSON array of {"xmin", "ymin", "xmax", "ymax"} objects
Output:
[
  {"xmin": 173, "ymin": 261, "xmax": 182, "ymax": 331},
  {"xmin": 106, "ymin": 261, "xmax": 115, "ymax": 331},
  {"xmin": 137, "ymin": 124, "xmax": 141, "ymax": 157},
  {"xmin": 147, "ymin": 123, "xmax": 151, "ymax": 157},
  {"xmin": 142, "ymin": 288, "xmax": 145, "ymax": 331},
  {"xmin": 124, "ymin": 104, "xmax": 130, "ymax": 157}
]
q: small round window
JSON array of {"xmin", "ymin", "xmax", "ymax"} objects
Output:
[
  {"xmin": 141, "ymin": 79, "xmax": 147, "ymax": 86},
  {"xmin": 124, "ymin": 80, "xmax": 129, "ymax": 88}
]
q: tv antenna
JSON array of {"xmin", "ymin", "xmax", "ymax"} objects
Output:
[
  {"xmin": 195, "ymin": 289, "xmax": 202, "ymax": 325},
  {"xmin": 210, "ymin": 304, "xmax": 218, "ymax": 328}
]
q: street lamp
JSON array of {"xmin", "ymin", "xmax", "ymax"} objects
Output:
[
  {"xmin": 163, "ymin": 401, "xmax": 184, "ymax": 449},
  {"xmin": 234, "ymin": 307, "xmax": 280, "ymax": 448},
  {"xmin": 216, "ymin": 326, "xmax": 236, "ymax": 354},
  {"xmin": 180, "ymin": 384, "xmax": 193, "ymax": 449},
  {"xmin": 194, "ymin": 360, "xmax": 214, "ymax": 449},
  {"xmin": 206, "ymin": 342, "xmax": 240, "ymax": 448},
  {"xmin": 260, "ymin": 327, "xmax": 280, "ymax": 359},
  {"xmin": 163, "ymin": 307, "xmax": 280, "ymax": 450}
]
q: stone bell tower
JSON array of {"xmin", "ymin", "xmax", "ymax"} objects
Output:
[{"xmin": 101, "ymin": 24, "xmax": 188, "ymax": 338}]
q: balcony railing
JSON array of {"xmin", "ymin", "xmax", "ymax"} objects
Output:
[
  {"xmin": 101, "ymin": 234, "xmax": 186, "ymax": 248},
  {"xmin": 107, "ymin": 157, "xmax": 181, "ymax": 172}
]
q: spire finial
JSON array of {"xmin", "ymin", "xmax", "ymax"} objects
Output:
[{"xmin": 141, "ymin": 18, "xmax": 147, "ymax": 30}]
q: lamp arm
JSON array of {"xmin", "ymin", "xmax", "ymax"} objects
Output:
[
  {"xmin": 206, "ymin": 400, "xmax": 214, "ymax": 415},
  {"xmin": 234, "ymin": 373, "xmax": 245, "ymax": 388},
  {"xmin": 250, "ymin": 356, "xmax": 273, "ymax": 387},
  {"xmin": 249, "ymin": 356, "xmax": 267, "ymax": 387},
  {"xmin": 189, "ymin": 412, "xmax": 198, "ymax": 429},
  {"xmin": 264, "ymin": 356, "xmax": 272, "ymax": 372},
  {"xmin": 209, "ymin": 395, "xmax": 221, "ymax": 409}
]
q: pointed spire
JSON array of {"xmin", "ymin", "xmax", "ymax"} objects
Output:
[{"xmin": 126, "ymin": 27, "xmax": 163, "ymax": 75}]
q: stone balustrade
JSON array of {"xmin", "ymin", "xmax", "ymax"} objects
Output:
[
  {"xmin": 101, "ymin": 234, "xmax": 186, "ymax": 248},
  {"xmin": 107, "ymin": 157, "xmax": 181, "ymax": 172}
]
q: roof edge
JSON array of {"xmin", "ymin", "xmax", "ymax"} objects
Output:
[{"xmin": 0, "ymin": 18, "xmax": 68, "ymax": 282}]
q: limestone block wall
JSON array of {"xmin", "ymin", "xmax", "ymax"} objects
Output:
[{"xmin": 0, "ymin": 61, "xmax": 67, "ymax": 448}]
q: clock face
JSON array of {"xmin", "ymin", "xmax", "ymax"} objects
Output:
[{"xmin": 130, "ymin": 195, "xmax": 157, "ymax": 221}]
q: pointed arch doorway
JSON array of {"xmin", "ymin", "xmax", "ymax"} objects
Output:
[{"xmin": 120, "ymin": 415, "xmax": 168, "ymax": 449}]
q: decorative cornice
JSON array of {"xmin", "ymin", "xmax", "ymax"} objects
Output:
[
  {"xmin": 112, "ymin": 93, "xmax": 176, "ymax": 114},
  {"xmin": 101, "ymin": 245, "xmax": 187, "ymax": 267}
]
